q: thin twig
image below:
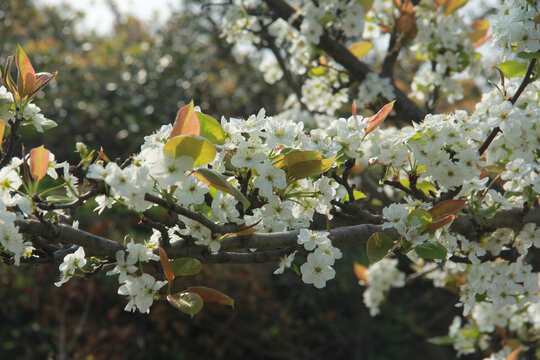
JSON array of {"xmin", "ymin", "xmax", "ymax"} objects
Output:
[
  {"xmin": 478, "ymin": 58, "xmax": 537, "ymax": 156},
  {"xmin": 144, "ymin": 193, "xmax": 236, "ymax": 234}
]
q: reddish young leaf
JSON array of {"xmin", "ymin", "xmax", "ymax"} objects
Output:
[
  {"xmin": 352, "ymin": 100, "xmax": 358, "ymax": 119},
  {"xmin": 185, "ymin": 286, "xmax": 234, "ymax": 307},
  {"xmin": 158, "ymin": 247, "xmax": 175, "ymax": 284},
  {"xmin": 469, "ymin": 19, "xmax": 489, "ymax": 44},
  {"xmin": 365, "ymin": 100, "xmax": 395, "ymax": 134},
  {"xmin": 426, "ymin": 215, "xmax": 456, "ymax": 233},
  {"xmin": 220, "ymin": 221, "xmax": 261, "ymax": 240},
  {"xmin": 30, "ymin": 71, "xmax": 58, "ymax": 99},
  {"xmin": 354, "ymin": 262, "xmax": 368, "ymax": 283},
  {"xmin": 506, "ymin": 347, "xmax": 521, "ymax": 360},
  {"xmin": 379, "ymin": 24, "xmax": 393, "ymax": 34},
  {"xmin": 396, "ymin": 13, "xmax": 417, "ymax": 40},
  {"xmin": 170, "ymin": 100, "xmax": 200, "ymax": 139},
  {"xmin": 29, "ymin": 145, "xmax": 50, "ymax": 182},
  {"xmin": 15, "ymin": 45, "xmax": 36, "ymax": 98},
  {"xmin": 427, "ymin": 199, "xmax": 467, "ymax": 222},
  {"xmin": 193, "ymin": 168, "xmax": 250, "ymax": 205}
]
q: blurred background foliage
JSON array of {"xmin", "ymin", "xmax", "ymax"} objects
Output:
[
  {"xmin": 1, "ymin": 0, "xmax": 285, "ymax": 161},
  {"xmin": 0, "ymin": 0, "xmax": 467, "ymax": 359}
]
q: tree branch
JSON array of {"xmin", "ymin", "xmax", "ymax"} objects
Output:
[
  {"xmin": 261, "ymin": 0, "xmax": 426, "ymax": 123},
  {"xmin": 14, "ymin": 206, "xmax": 540, "ymax": 265},
  {"xmin": 478, "ymin": 58, "xmax": 537, "ymax": 156},
  {"xmin": 260, "ymin": 29, "xmax": 308, "ymax": 110},
  {"xmin": 15, "ymin": 220, "xmax": 125, "ymax": 258},
  {"xmin": 144, "ymin": 193, "xmax": 236, "ymax": 234}
]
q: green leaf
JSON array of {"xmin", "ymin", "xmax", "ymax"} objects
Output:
[
  {"xmin": 169, "ymin": 257, "xmax": 203, "ymax": 276},
  {"xmin": 185, "ymin": 286, "xmax": 234, "ymax": 308},
  {"xmin": 517, "ymin": 51, "xmax": 540, "ymax": 59},
  {"xmin": 309, "ymin": 66, "xmax": 328, "ymax": 77},
  {"xmin": 196, "ymin": 111, "xmax": 226, "ymax": 145},
  {"xmin": 414, "ymin": 241, "xmax": 447, "ymax": 260},
  {"xmin": 442, "ymin": 0, "xmax": 468, "ymax": 15},
  {"xmin": 499, "ymin": 60, "xmax": 528, "ymax": 78},
  {"xmin": 45, "ymin": 195, "xmax": 74, "ymax": 203},
  {"xmin": 348, "ymin": 41, "xmax": 373, "ymax": 59},
  {"xmin": 274, "ymin": 150, "xmax": 335, "ymax": 179},
  {"xmin": 408, "ymin": 209, "xmax": 432, "ymax": 232},
  {"xmin": 400, "ymin": 179, "xmax": 436, "ymax": 195},
  {"xmin": 193, "ymin": 168, "xmax": 250, "ymax": 206},
  {"xmin": 167, "ymin": 292, "xmax": 203, "ymax": 317},
  {"xmin": 163, "ymin": 135, "xmax": 216, "ymax": 166},
  {"xmin": 366, "ymin": 232, "xmax": 395, "ymax": 264},
  {"xmin": 343, "ymin": 190, "xmax": 367, "ymax": 202}
]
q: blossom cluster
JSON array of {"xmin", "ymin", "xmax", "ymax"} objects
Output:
[{"xmin": 491, "ymin": 0, "xmax": 540, "ymax": 55}]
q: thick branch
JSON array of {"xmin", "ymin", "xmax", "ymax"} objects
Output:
[
  {"xmin": 449, "ymin": 207, "xmax": 540, "ymax": 235},
  {"xmin": 14, "ymin": 207, "xmax": 540, "ymax": 265},
  {"xmin": 262, "ymin": 0, "xmax": 426, "ymax": 123},
  {"xmin": 196, "ymin": 246, "xmax": 301, "ymax": 264},
  {"xmin": 15, "ymin": 219, "xmax": 125, "ymax": 258}
]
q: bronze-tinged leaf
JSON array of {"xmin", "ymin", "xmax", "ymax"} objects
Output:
[
  {"xmin": 170, "ymin": 100, "xmax": 200, "ymax": 139},
  {"xmin": 15, "ymin": 45, "xmax": 36, "ymax": 98},
  {"xmin": 353, "ymin": 262, "xmax": 368, "ymax": 283},
  {"xmin": 427, "ymin": 199, "xmax": 466, "ymax": 222},
  {"xmin": 365, "ymin": 100, "xmax": 395, "ymax": 134},
  {"xmin": 469, "ymin": 19, "xmax": 489, "ymax": 45},
  {"xmin": 426, "ymin": 214, "xmax": 456, "ymax": 233},
  {"xmin": 185, "ymin": 286, "xmax": 234, "ymax": 308},
  {"xmin": 396, "ymin": 13, "xmax": 417, "ymax": 40},
  {"xmin": 30, "ymin": 71, "xmax": 58, "ymax": 98},
  {"xmin": 220, "ymin": 220, "xmax": 262, "ymax": 240},
  {"xmin": 506, "ymin": 347, "xmax": 521, "ymax": 360},
  {"xmin": 193, "ymin": 168, "xmax": 249, "ymax": 205},
  {"xmin": 158, "ymin": 247, "xmax": 175, "ymax": 284},
  {"xmin": 29, "ymin": 145, "xmax": 50, "ymax": 181}
]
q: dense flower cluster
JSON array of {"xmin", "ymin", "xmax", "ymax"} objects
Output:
[{"xmin": 491, "ymin": 0, "xmax": 540, "ymax": 55}]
